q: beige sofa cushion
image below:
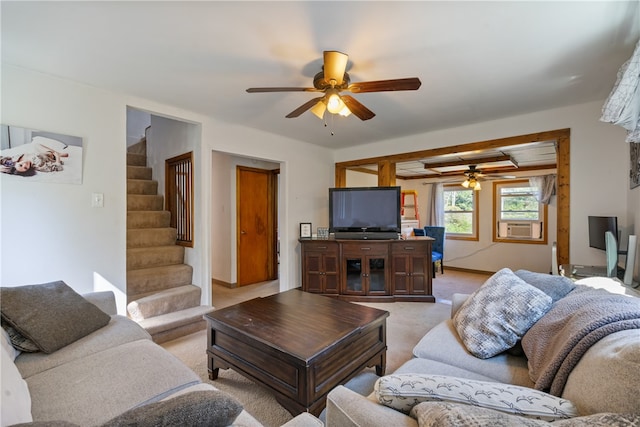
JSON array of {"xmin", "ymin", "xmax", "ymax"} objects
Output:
[
  {"xmin": 562, "ymin": 329, "xmax": 640, "ymax": 415},
  {"xmin": 16, "ymin": 315, "xmax": 151, "ymax": 379},
  {"xmin": 26, "ymin": 339, "xmax": 200, "ymax": 426}
]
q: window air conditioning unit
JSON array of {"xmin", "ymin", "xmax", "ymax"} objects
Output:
[{"xmin": 498, "ymin": 222, "xmax": 542, "ymax": 239}]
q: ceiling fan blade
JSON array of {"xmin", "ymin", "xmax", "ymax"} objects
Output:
[
  {"xmin": 346, "ymin": 77, "xmax": 422, "ymax": 93},
  {"xmin": 246, "ymin": 87, "xmax": 319, "ymax": 93},
  {"xmin": 341, "ymin": 95, "xmax": 375, "ymax": 121},
  {"xmin": 285, "ymin": 97, "xmax": 325, "ymax": 118},
  {"xmin": 323, "ymin": 51, "xmax": 349, "ymax": 85}
]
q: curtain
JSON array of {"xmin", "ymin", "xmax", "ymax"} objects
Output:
[
  {"xmin": 529, "ymin": 175, "xmax": 556, "ymax": 205},
  {"xmin": 601, "ymin": 39, "xmax": 640, "ymax": 143},
  {"xmin": 428, "ymin": 183, "xmax": 444, "ymax": 226}
]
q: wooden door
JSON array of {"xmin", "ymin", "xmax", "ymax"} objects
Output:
[{"xmin": 237, "ymin": 166, "xmax": 277, "ymax": 286}]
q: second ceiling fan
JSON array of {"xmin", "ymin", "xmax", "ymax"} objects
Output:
[{"xmin": 246, "ymin": 51, "xmax": 421, "ymax": 121}]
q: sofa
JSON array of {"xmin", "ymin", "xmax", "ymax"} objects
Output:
[
  {"xmin": 0, "ymin": 281, "xmax": 322, "ymax": 427},
  {"xmin": 326, "ymin": 269, "xmax": 640, "ymax": 426}
]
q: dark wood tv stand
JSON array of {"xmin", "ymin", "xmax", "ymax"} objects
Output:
[{"xmin": 299, "ymin": 236, "xmax": 435, "ymax": 302}]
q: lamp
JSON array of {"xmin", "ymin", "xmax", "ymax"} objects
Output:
[
  {"xmin": 461, "ymin": 175, "xmax": 481, "ymax": 191},
  {"xmin": 326, "ymin": 88, "xmax": 345, "ymax": 114}
]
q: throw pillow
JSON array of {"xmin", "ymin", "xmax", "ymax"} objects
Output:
[
  {"xmin": 375, "ymin": 373, "xmax": 578, "ymax": 421},
  {"xmin": 1, "ymin": 344, "xmax": 33, "ymax": 426},
  {"xmin": 0, "ymin": 281, "xmax": 111, "ymax": 353},
  {"xmin": 1, "ymin": 326, "xmax": 22, "ymax": 360},
  {"xmin": 410, "ymin": 402, "xmax": 549, "ymax": 427},
  {"xmin": 100, "ymin": 390, "xmax": 243, "ymax": 427},
  {"xmin": 452, "ymin": 268, "xmax": 553, "ymax": 359},
  {"xmin": 514, "ymin": 269, "xmax": 575, "ymax": 303}
]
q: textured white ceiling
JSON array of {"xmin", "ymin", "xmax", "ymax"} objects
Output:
[{"xmin": 2, "ymin": 1, "xmax": 639, "ymax": 149}]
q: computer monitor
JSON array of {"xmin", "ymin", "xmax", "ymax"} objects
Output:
[{"xmin": 588, "ymin": 216, "xmax": 618, "ymax": 251}]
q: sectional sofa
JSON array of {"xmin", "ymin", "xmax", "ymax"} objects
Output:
[
  {"xmin": 326, "ymin": 270, "xmax": 640, "ymax": 426},
  {"xmin": 0, "ymin": 281, "xmax": 321, "ymax": 427}
]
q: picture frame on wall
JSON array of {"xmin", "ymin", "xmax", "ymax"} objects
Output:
[
  {"xmin": 0, "ymin": 124, "xmax": 83, "ymax": 184},
  {"xmin": 300, "ymin": 222, "xmax": 312, "ymax": 239},
  {"xmin": 631, "ymin": 142, "xmax": 639, "ymax": 189}
]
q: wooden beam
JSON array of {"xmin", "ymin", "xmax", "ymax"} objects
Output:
[
  {"xmin": 378, "ymin": 160, "xmax": 396, "ymax": 187},
  {"xmin": 423, "ymin": 155, "xmax": 514, "ymax": 169}
]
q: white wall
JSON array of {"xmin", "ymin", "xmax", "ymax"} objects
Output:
[
  {"xmin": 1, "ymin": 64, "xmax": 335, "ymax": 309},
  {"xmin": 335, "ymin": 101, "xmax": 635, "ymax": 279},
  {"xmin": 1, "ymin": 66, "xmax": 128, "ymax": 311}
]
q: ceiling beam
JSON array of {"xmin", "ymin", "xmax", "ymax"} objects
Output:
[{"xmin": 422, "ymin": 155, "xmax": 515, "ymax": 169}]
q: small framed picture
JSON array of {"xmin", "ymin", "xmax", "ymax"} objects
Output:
[{"xmin": 300, "ymin": 222, "xmax": 312, "ymax": 239}]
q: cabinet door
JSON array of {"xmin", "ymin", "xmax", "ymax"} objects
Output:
[
  {"xmin": 323, "ymin": 253, "xmax": 340, "ymax": 294},
  {"xmin": 344, "ymin": 257, "xmax": 364, "ymax": 294},
  {"xmin": 304, "ymin": 253, "xmax": 324, "ymax": 293},
  {"xmin": 367, "ymin": 256, "xmax": 388, "ymax": 295},
  {"xmin": 391, "ymin": 254, "xmax": 410, "ymax": 294},
  {"xmin": 408, "ymin": 254, "xmax": 428, "ymax": 295}
]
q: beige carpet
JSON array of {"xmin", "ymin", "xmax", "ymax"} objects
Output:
[{"xmin": 162, "ymin": 271, "xmax": 486, "ymax": 426}]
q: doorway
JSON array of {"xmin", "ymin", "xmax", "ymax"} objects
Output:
[{"xmin": 236, "ymin": 166, "xmax": 278, "ymax": 286}]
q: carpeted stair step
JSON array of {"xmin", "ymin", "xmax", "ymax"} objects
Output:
[
  {"xmin": 137, "ymin": 305, "xmax": 214, "ymax": 344},
  {"xmin": 127, "ymin": 152, "xmax": 146, "ymax": 167},
  {"xmin": 127, "ymin": 165, "xmax": 152, "ymax": 180},
  {"xmin": 127, "ymin": 264, "xmax": 193, "ymax": 297},
  {"xmin": 127, "ymin": 285, "xmax": 202, "ymax": 321},
  {"xmin": 127, "ymin": 228, "xmax": 177, "ymax": 248},
  {"xmin": 127, "ymin": 194, "xmax": 164, "ymax": 211},
  {"xmin": 127, "ymin": 179, "xmax": 158, "ymax": 195},
  {"xmin": 127, "ymin": 246, "xmax": 185, "ymax": 270},
  {"xmin": 128, "ymin": 139, "xmax": 147, "ymax": 155},
  {"xmin": 127, "ymin": 211, "xmax": 171, "ymax": 229}
]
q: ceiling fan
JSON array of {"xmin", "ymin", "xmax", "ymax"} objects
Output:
[
  {"xmin": 246, "ymin": 51, "xmax": 422, "ymax": 121},
  {"xmin": 460, "ymin": 165, "xmax": 516, "ymax": 190}
]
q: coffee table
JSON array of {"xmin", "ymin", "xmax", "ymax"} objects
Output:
[{"xmin": 205, "ymin": 289, "xmax": 389, "ymax": 416}]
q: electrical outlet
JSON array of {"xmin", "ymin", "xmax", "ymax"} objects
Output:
[{"xmin": 92, "ymin": 193, "xmax": 104, "ymax": 208}]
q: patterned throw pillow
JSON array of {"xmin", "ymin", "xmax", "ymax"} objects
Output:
[
  {"xmin": 453, "ymin": 268, "xmax": 553, "ymax": 359},
  {"xmin": 375, "ymin": 374, "xmax": 578, "ymax": 421},
  {"xmin": 514, "ymin": 269, "xmax": 575, "ymax": 303}
]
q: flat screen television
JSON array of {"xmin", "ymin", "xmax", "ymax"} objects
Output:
[
  {"xmin": 329, "ymin": 186, "xmax": 401, "ymax": 240},
  {"xmin": 588, "ymin": 215, "xmax": 618, "ymax": 250}
]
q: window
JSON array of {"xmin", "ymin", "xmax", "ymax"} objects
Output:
[
  {"xmin": 494, "ymin": 180, "xmax": 547, "ymax": 243},
  {"xmin": 443, "ymin": 185, "xmax": 478, "ymax": 240}
]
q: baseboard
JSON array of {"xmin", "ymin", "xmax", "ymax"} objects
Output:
[
  {"xmin": 212, "ymin": 278, "xmax": 237, "ymax": 289},
  {"xmin": 444, "ymin": 266, "xmax": 494, "ymax": 276}
]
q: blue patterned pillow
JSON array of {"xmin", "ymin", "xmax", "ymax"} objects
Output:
[{"xmin": 453, "ymin": 268, "xmax": 553, "ymax": 359}]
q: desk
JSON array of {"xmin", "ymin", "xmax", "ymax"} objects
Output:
[{"xmin": 560, "ymin": 264, "xmax": 626, "ymax": 281}]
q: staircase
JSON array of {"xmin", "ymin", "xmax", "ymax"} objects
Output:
[{"xmin": 126, "ymin": 139, "xmax": 213, "ymax": 343}]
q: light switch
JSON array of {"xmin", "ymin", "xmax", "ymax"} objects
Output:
[{"xmin": 92, "ymin": 193, "xmax": 104, "ymax": 208}]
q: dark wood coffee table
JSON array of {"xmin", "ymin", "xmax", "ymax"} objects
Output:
[{"xmin": 205, "ymin": 289, "xmax": 388, "ymax": 416}]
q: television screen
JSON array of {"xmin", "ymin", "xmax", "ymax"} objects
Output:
[
  {"xmin": 329, "ymin": 187, "xmax": 401, "ymax": 233},
  {"xmin": 588, "ymin": 216, "xmax": 618, "ymax": 251}
]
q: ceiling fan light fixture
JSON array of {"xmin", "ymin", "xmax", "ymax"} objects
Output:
[
  {"xmin": 461, "ymin": 179, "xmax": 470, "ymax": 188},
  {"xmin": 310, "ymin": 100, "xmax": 327, "ymax": 119},
  {"xmin": 338, "ymin": 105, "xmax": 351, "ymax": 117},
  {"xmin": 326, "ymin": 89, "xmax": 345, "ymax": 114},
  {"xmin": 473, "ymin": 181, "xmax": 481, "ymax": 191}
]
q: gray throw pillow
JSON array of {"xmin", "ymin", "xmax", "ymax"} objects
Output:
[
  {"xmin": 100, "ymin": 390, "xmax": 243, "ymax": 427},
  {"xmin": 0, "ymin": 281, "xmax": 111, "ymax": 353},
  {"xmin": 453, "ymin": 268, "xmax": 553, "ymax": 359},
  {"xmin": 514, "ymin": 269, "xmax": 575, "ymax": 303}
]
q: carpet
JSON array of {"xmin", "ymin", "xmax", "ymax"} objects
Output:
[{"xmin": 162, "ymin": 301, "xmax": 454, "ymax": 427}]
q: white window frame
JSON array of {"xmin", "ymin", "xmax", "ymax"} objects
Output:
[
  {"xmin": 443, "ymin": 185, "xmax": 478, "ymax": 241},
  {"xmin": 493, "ymin": 179, "xmax": 547, "ymax": 244}
]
